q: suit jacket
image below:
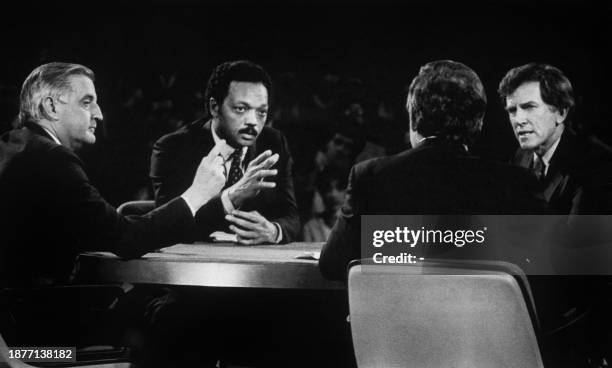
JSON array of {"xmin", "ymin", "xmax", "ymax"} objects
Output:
[
  {"xmin": 150, "ymin": 119, "xmax": 300, "ymax": 243},
  {"xmin": 513, "ymin": 129, "xmax": 612, "ymax": 334},
  {"xmin": 319, "ymin": 138, "xmax": 544, "ymax": 281},
  {"xmin": 513, "ymin": 129, "xmax": 612, "ymax": 214},
  {"xmin": 0, "ymin": 122, "xmax": 197, "ymax": 287}
]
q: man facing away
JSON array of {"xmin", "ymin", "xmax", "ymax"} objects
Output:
[
  {"xmin": 319, "ymin": 60, "xmax": 543, "ymax": 281},
  {"xmin": 150, "ymin": 60, "xmax": 300, "ymax": 244}
]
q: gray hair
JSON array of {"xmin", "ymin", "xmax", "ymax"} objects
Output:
[{"xmin": 19, "ymin": 62, "xmax": 95, "ymax": 124}]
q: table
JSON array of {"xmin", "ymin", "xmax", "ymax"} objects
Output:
[{"xmin": 74, "ymin": 242, "xmax": 344, "ymax": 290}]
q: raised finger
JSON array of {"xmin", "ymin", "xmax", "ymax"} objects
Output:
[
  {"xmin": 206, "ymin": 139, "xmax": 233, "ymax": 161},
  {"xmin": 255, "ymin": 181, "xmax": 276, "ymax": 189},
  {"xmin": 254, "ymin": 169, "xmax": 278, "ymax": 180},
  {"xmin": 259, "ymin": 153, "xmax": 279, "ymax": 169},
  {"xmin": 248, "ymin": 150, "xmax": 273, "ymax": 168}
]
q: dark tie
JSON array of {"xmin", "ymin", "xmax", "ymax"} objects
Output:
[
  {"xmin": 531, "ymin": 156, "xmax": 546, "ymax": 181},
  {"xmin": 224, "ymin": 149, "xmax": 244, "ymax": 189}
]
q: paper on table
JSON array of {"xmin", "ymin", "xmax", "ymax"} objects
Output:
[
  {"xmin": 210, "ymin": 231, "xmax": 238, "ymax": 243},
  {"xmin": 295, "ymin": 251, "xmax": 320, "ymax": 260}
]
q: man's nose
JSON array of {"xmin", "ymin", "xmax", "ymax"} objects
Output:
[
  {"xmin": 244, "ymin": 109, "xmax": 258, "ymax": 126},
  {"xmin": 514, "ymin": 108, "xmax": 528, "ymax": 126},
  {"xmin": 92, "ymin": 102, "xmax": 103, "ymax": 122}
]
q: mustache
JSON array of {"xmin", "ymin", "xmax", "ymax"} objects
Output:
[{"xmin": 239, "ymin": 127, "xmax": 259, "ymax": 136}]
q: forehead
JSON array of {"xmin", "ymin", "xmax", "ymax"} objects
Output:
[
  {"xmin": 225, "ymin": 81, "xmax": 268, "ymax": 105},
  {"xmin": 506, "ymin": 81, "xmax": 542, "ymax": 105},
  {"xmin": 65, "ymin": 74, "xmax": 96, "ymax": 98}
]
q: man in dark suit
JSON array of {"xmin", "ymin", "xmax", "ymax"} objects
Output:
[
  {"xmin": 0, "ymin": 62, "xmax": 269, "ymax": 287},
  {"xmin": 319, "ymin": 60, "xmax": 542, "ymax": 281},
  {"xmin": 151, "ymin": 60, "xmax": 300, "ymax": 244},
  {"xmin": 0, "ymin": 62, "xmax": 279, "ymax": 352},
  {"xmin": 499, "ymin": 62, "xmax": 612, "ymax": 214},
  {"xmin": 498, "ymin": 62, "xmax": 612, "ymax": 367}
]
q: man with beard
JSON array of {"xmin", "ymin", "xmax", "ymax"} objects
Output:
[{"xmin": 151, "ymin": 60, "xmax": 299, "ymax": 244}]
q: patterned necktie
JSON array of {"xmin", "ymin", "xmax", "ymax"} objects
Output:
[
  {"xmin": 531, "ymin": 156, "xmax": 546, "ymax": 182},
  {"xmin": 224, "ymin": 149, "xmax": 244, "ymax": 189}
]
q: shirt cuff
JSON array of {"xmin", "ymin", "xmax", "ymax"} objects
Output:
[
  {"xmin": 180, "ymin": 194, "xmax": 199, "ymax": 217},
  {"xmin": 221, "ymin": 189, "xmax": 236, "ymax": 214},
  {"xmin": 273, "ymin": 222, "xmax": 283, "ymax": 244}
]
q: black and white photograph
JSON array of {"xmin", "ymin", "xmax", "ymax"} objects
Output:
[{"xmin": 1, "ymin": 1, "xmax": 611, "ymax": 367}]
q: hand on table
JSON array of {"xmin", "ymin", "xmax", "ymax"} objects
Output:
[{"xmin": 225, "ymin": 210, "xmax": 279, "ymax": 245}]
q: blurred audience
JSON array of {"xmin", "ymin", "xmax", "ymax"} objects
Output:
[{"xmin": 302, "ymin": 167, "xmax": 349, "ymax": 242}]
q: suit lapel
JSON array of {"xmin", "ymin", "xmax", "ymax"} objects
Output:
[
  {"xmin": 541, "ymin": 132, "xmax": 574, "ymax": 202},
  {"xmin": 245, "ymin": 140, "xmax": 258, "ymax": 168}
]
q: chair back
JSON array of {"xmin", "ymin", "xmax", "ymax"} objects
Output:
[{"xmin": 347, "ymin": 259, "xmax": 543, "ymax": 368}]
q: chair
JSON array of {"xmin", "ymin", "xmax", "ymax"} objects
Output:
[
  {"xmin": 116, "ymin": 201, "xmax": 155, "ymax": 216},
  {"xmin": 347, "ymin": 259, "xmax": 544, "ymax": 368}
]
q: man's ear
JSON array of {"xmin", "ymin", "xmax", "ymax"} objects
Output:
[
  {"xmin": 41, "ymin": 96, "xmax": 59, "ymax": 121},
  {"xmin": 556, "ymin": 107, "xmax": 568, "ymax": 125},
  {"xmin": 209, "ymin": 98, "xmax": 219, "ymax": 118}
]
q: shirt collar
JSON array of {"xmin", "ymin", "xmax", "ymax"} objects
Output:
[
  {"xmin": 210, "ymin": 121, "xmax": 248, "ymax": 162},
  {"xmin": 39, "ymin": 125, "xmax": 62, "ymax": 145},
  {"xmin": 534, "ymin": 135, "xmax": 561, "ymax": 168}
]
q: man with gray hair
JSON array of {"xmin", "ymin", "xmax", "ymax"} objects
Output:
[{"xmin": 0, "ymin": 62, "xmax": 276, "ymax": 348}]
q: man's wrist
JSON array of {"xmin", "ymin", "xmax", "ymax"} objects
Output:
[
  {"xmin": 221, "ymin": 189, "xmax": 236, "ymax": 214},
  {"xmin": 181, "ymin": 188, "xmax": 213, "ymax": 216},
  {"xmin": 227, "ymin": 187, "xmax": 243, "ymax": 208},
  {"xmin": 271, "ymin": 222, "xmax": 283, "ymax": 244}
]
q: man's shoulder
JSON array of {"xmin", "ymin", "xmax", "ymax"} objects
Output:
[
  {"xmin": 1, "ymin": 126, "xmax": 77, "ymax": 163},
  {"xmin": 553, "ymin": 130, "xmax": 612, "ymax": 175},
  {"xmin": 258, "ymin": 126, "xmax": 286, "ymax": 144},
  {"xmin": 254, "ymin": 126, "xmax": 290, "ymax": 153}
]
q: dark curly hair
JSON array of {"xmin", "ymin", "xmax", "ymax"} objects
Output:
[
  {"xmin": 406, "ymin": 60, "xmax": 487, "ymax": 144},
  {"xmin": 497, "ymin": 62, "xmax": 574, "ymax": 125},
  {"xmin": 204, "ymin": 60, "xmax": 273, "ymax": 118}
]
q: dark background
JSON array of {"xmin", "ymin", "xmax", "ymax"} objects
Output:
[{"xmin": 1, "ymin": 0, "xmax": 610, "ymax": 205}]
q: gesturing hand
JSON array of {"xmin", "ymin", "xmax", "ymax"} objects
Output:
[
  {"xmin": 227, "ymin": 150, "xmax": 279, "ymax": 208},
  {"xmin": 226, "ymin": 210, "xmax": 279, "ymax": 245},
  {"xmin": 182, "ymin": 140, "xmax": 227, "ymax": 210}
]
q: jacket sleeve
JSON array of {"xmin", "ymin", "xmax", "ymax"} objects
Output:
[
  {"xmin": 269, "ymin": 133, "xmax": 300, "ymax": 243},
  {"xmin": 150, "ymin": 135, "xmax": 187, "ymax": 207},
  {"xmin": 51, "ymin": 146, "xmax": 196, "ymax": 258}
]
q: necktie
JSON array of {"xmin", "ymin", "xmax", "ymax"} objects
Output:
[
  {"xmin": 224, "ymin": 149, "xmax": 244, "ymax": 189},
  {"xmin": 531, "ymin": 156, "xmax": 546, "ymax": 181}
]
